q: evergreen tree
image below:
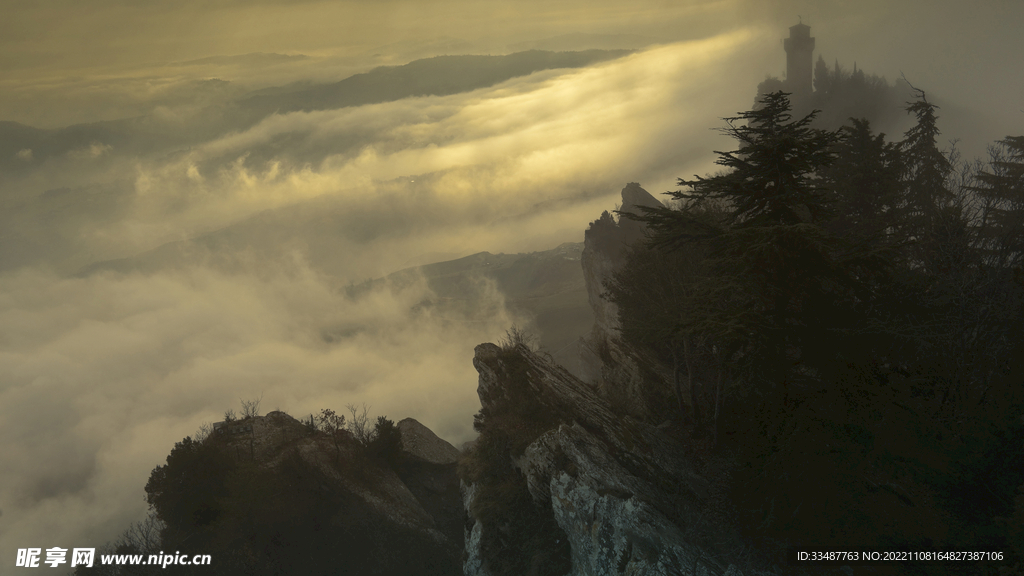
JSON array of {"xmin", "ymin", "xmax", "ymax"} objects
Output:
[
  {"xmin": 368, "ymin": 416, "xmax": 403, "ymax": 464},
  {"xmin": 803, "ymin": 57, "xmax": 902, "ymax": 133},
  {"xmin": 609, "ymin": 204, "xmax": 726, "ymax": 433},
  {"xmin": 897, "ymin": 87, "xmax": 955, "ymax": 269},
  {"xmin": 628, "ymin": 92, "xmax": 895, "ymax": 393},
  {"xmin": 813, "ymin": 55, "xmax": 831, "ymax": 97},
  {"xmin": 619, "ymin": 92, "xmax": 943, "ymax": 551},
  {"xmin": 822, "ymin": 117, "xmax": 902, "ymax": 241},
  {"xmin": 972, "ymin": 135, "xmax": 1024, "ymax": 268},
  {"xmin": 662, "ymin": 91, "xmax": 837, "ymax": 229},
  {"xmin": 145, "ymin": 436, "xmax": 235, "ymax": 546},
  {"xmin": 616, "ymin": 78, "xmax": 1024, "ymax": 570}
]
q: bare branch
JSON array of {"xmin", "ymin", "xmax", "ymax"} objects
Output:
[{"xmin": 240, "ymin": 393, "xmax": 264, "ymax": 419}]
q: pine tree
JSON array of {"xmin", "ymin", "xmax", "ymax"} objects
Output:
[
  {"xmin": 628, "ymin": 91, "xmax": 860, "ymax": 392},
  {"xmin": 674, "ymin": 91, "xmax": 837, "ymax": 229},
  {"xmin": 973, "ymin": 135, "xmax": 1024, "ymax": 268},
  {"xmin": 813, "ymin": 55, "xmax": 831, "ymax": 97},
  {"xmin": 616, "ymin": 90, "xmax": 997, "ymax": 554},
  {"xmin": 609, "ymin": 202, "xmax": 727, "ymax": 433},
  {"xmin": 822, "ymin": 118, "xmax": 902, "ymax": 241},
  {"xmin": 897, "ymin": 87, "xmax": 955, "ymax": 270}
]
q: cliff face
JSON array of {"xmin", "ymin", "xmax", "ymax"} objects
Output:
[
  {"xmin": 579, "ymin": 182, "xmax": 670, "ymax": 419},
  {"xmin": 463, "ymin": 342, "xmax": 753, "ymax": 576},
  {"xmin": 579, "ymin": 182, "xmax": 662, "ymax": 340},
  {"xmin": 459, "ymin": 183, "xmax": 781, "ymax": 576}
]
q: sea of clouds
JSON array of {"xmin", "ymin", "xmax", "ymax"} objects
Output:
[{"xmin": 0, "ymin": 29, "xmax": 779, "ymax": 560}]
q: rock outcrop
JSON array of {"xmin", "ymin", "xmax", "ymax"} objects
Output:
[
  {"xmin": 398, "ymin": 417, "xmax": 461, "ymax": 464},
  {"xmin": 580, "ymin": 182, "xmax": 662, "ymax": 340},
  {"xmin": 393, "ymin": 418, "xmax": 465, "ymax": 558},
  {"xmin": 463, "ymin": 342, "xmax": 754, "ymax": 576},
  {"xmin": 460, "ymin": 183, "xmax": 782, "ymax": 575},
  {"xmin": 209, "ymin": 411, "xmax": 464, "ymax": 574},
  {"xmin": 579, "ymin": 182, "xmax": 670, "ymax": 419}
]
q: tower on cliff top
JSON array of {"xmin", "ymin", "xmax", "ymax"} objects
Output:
[{"xmin": 784, "ymin": 20, "xmax": 815, "ymax": 98}]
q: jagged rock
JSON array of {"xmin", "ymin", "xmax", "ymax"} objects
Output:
[
  {"xmin": 619, "ymin": 181, "xmax": 665, "ymax": 243},
  {"xmin": 212, "ymin": 411, "xmax": 462, "ymax": 573},
  {"xmin": 392, "ymin": 419, "xmax": 465, "ymax": 554},
  {"xmin": 580, "ymin": 182, "xmax": 662, "ymax": 338},
  {"xmin": 398, "ymin": 417, "xmax": 460, "ymax": 464},
  {"xmin": 461, "ymin": 481, "xmax": 486, "ymax": 575},
  {"xmin": 214, "ymin": 410, "xmax": 311, "ymax": 460},
  {"xmin": 579, "ymin": 182, "xmax": 669, "ymax": 418},
  {"xmin": 460, "ymin": 183, "xmax": 781, "ymax": 576},
  {"xmin": 465, "ymin": 342, "xmax": 734, "ymax": 576},
  {"xmin": 227, "ymin": 414, "xmax": 444, "ymax": 537}
]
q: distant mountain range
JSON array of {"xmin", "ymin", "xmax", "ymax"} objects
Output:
[
  {"xmin": 375, "ymin": 242, "xmax": 593, "ymax": 370},
  {"xmin": 237, "ymin": 50, "xmax": 632, "ymax": 117},
  {"xmin": 81, "ymin": 228, "xmax": 594, "ymax": 375},
  {"xmin": 0, "ymin": 49, "xmax": 632, "ymax": 173}
]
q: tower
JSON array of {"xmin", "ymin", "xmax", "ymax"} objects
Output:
[{"xmin": 784, "ymin": 21, "xmax": 815, "ymax": 97}]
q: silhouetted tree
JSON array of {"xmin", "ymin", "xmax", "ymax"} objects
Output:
[
  {"xmin": 657, "ymin": 91, "xmax": 837, "ymax": 229},
  {"xmin": 897, "ymin": 86, "xmax": 956, "ymax": 270},
  {"xmin": 239, "ymin": 394, "xmax": 262, "ymax": 419},
  {"xmin": 609, "ymin": 200, "xmax": 731, "ymax": 436},
  {"xmin": 315, "ymin": 408, "xmax": 347, "ymax": 461},
  {"xmin": 632, "ymin": 92, "xmax": 852, "ymax": 393},
  {"xmin": 973, "ymin": 135, "xmax": 1024, "ymax": 268},
  {"xmin": 822, "ymin": 117, "xmax": 902, "ymax": 241},
  {"xmin": 368, "ymin": 416, "xmax": 403, "ymax": 465},
  {"xmin": 346, "ymin": 403, "xmax": 373, "ymax": 446},
  {"xmin": 74, "ymin": 514, "xmax": 164, "ymax": 576},
  {"xmin": 803, "ymin": 58, "xmax": 903, "ymax": 132},
  {"xmin": 620, "ymin": 91, "xmax": 971, "ymax": 556},
  {"xmin": 813, "ymin": 55, "xmax": 831, "ymax": 97},
  {"xmin": 144, "ymin": 436, "xmax": 235, "ymax": 551}
]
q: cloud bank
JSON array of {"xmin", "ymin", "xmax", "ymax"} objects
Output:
[
  {"xmin": 0, "ymin": 32, "xmax": 775, "ymax": 560},
  {"xmin": 0, "ymin": 262, "xmax": 516, "ymax": 555}
]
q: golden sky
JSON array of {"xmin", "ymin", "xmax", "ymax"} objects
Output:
[{"xmin": 2, "ymin": 0, "xmax": 1020, "ymax": 132}]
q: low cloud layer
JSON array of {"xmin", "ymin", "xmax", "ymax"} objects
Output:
[
  {"xmin": 0, "ymin": 262, "xmax": 517, "ymax": 555},
  {"xmin": 0, "ymin": 32, "xmax": 772, "ymax": 560},
  {"xmin": 3, "ymin": 32, "xmax": 767, "ymax": 278}
]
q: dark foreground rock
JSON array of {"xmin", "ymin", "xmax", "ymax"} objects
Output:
[
  {"xmin": 461, "ymin": 342, "xmax": 765, "ymax": 576},
  {"xmin": 139, "ymin": 412, "xmax": 463, "ymax": 576}
]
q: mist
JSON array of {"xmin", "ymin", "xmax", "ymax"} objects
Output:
[{"xmin": 2, "ymin": 0, "xmax": 1022, "ymax": 567}]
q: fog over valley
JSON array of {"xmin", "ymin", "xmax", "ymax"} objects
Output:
[{"xmin": 1, "ymin": 0, "xmax": 1022, "ymax": 569}]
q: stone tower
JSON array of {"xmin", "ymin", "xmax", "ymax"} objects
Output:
[{"xmin": 784, "ymin": 21, "xmax": 815, "ymax": 97}]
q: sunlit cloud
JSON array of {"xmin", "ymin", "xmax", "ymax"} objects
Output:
[
  {"xmin": 107, "ymin": 32, "xmax": 762, "ymax": 265},
  {"xmin": 0, "ymin": 0, "xmax": 1021, "ymax": 568},
  {"xmin": 0, "ymin": 33, "xmax": 776, "ymax": 557},
  {"xmin": 0, "ymin": 261, "xmax": 518, "ymax": 553}
]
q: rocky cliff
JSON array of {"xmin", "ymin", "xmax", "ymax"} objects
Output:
[
  {"xmin": 217, "ymin": 412, "xmax": 461, "ymax": 545},
  {"xmin": 579, "ymin": 182, "xmax": 662, "ymax": 340},
  {"xmin": 157, "ymin": 411, "xmax": 464, "ymax": 575},
  {"xmin": 457, "ymin": 182, "xmax": 788, "ymax": 576},
  {"xmin": 461, "ymin": 342, "xmax": 765, "ymax": 576},
  {"xmin": 578, "ymin": 182, "xmax": 673, "ymax": 420}
]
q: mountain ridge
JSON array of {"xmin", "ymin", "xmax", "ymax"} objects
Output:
[{"xmin": 1, "ymin": 49, "xmax": 633, "ymax": 173}]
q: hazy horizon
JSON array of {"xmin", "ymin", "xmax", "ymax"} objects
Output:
[{"xmin": 2, "ymin": 0, "xmax": 1022, "ymax": 568}]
